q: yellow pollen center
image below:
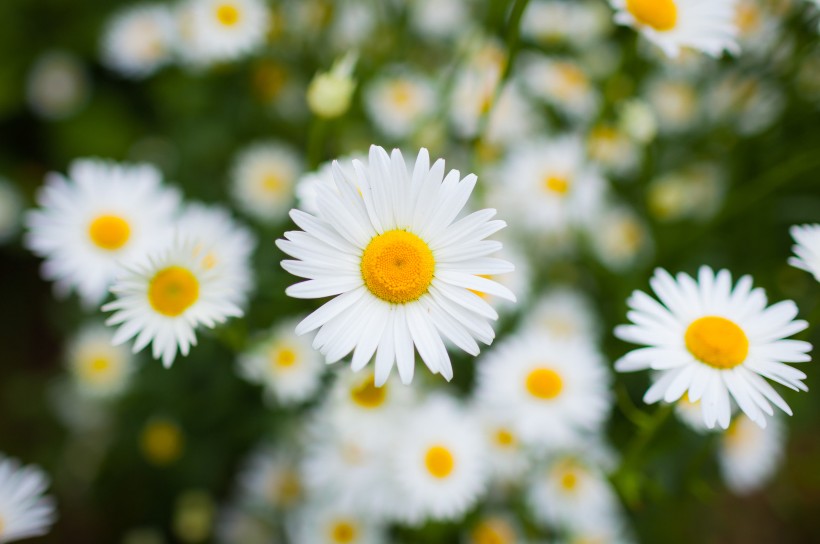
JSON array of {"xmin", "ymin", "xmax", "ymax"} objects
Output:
[
  {"xmin": 626, "ymin": 0, "xmax": 678, "ymax": 31},
  {"xmin": 330, "ymin": 520, "xmax": 357, "ymax": 543},
  {"xmin": 494, "ymin": 427, "xmax": 516, "ymax": 448},
  {"xmin": 361, "ymin": 230, "xmax": 435, "ymax": 303},
  {"xmin": 85, "ymin": 356, "xmax": 112, "ymax": 377},
  {"xmin": 424, "ymin": 445, "xmax": 455, "ymax": 479},
  {"xmin": 148, "ymin": 266, "xmax": 200, "ymax": 317},
  {"xmin": 685, "ymin": 316, "xmax": 749, "ymax": 369},
  {"xmin": 543, "ymin": 175, "xmax": 570, "ymax": 195},
  {"xmin": 271, "ymin": 346, "xmax": 298, "ymax": 368},
  {"xmin": 262, "ymin": 173, "xmax": 283, "ymax": 193},
  {"xmin": 350, "ymin": 375, "xmax": 387, "ymax": 409},
  {"xmin": 276, "ymin": 471, "xmax": 302, "ymax": 505},
  {"xmin": 526, "ymin": 367, "xmax": 564, "ymax": 400},
  {"xmin": 88, "ymin": 214, "xmax": 131, "ymax": 251},
  {"xmin": 560, "ymin": 470, "xmax": 579, "ymax": 491},
  {"xmin": 390, "ymin": 81, "xmax": 414, "ymax": 108},
  {"xmin": 215, "ymin": 4, "xmax": 241, "ymax": 26}
]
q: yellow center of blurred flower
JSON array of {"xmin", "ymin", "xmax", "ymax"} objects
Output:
[
  {"xmin": 275, "ymin": 471, "xmax": 302, "ymax": 506},
  {"xmin": 390, "ymin": 81, "xmax": 414, "ymax": 109},
  {"xmin": 470, "ymin": 518, "xmax": 516, "ymax": 544},
  {"xmin": 271, "ymin": 346, "xmax": 298, "ymax": 369},
  {"xmin": 526, "ymin": 368, "xmax": 564, "ymax": 399},
  {"xmin": 626, "ymin": 0, "xmax": 678, "ymax": 31},
  {"xmin": 736, "ymin": 4, "xmax": 761, "ymax": 34},
  {"xmin": 262, "ymin": 173, "xmax": 284, "ymax": 193},
  {"xmin": 80, "ymin": 355, "xmax": 114, "ymax": 383},
  {"xmin": 685, "ymin": 316, "xmax": 749, "ymax": 369},
  {"xmin": 560, "ymin": 470, "xmax": 578, "ymax": 491},
  {"xmin": 329, "ymin": 520, "xmax": 357, "ymax": 543},
  {"xmin": 542, "ymin": 175, "xmax": 570, "ymax": 195},
  {"xmin": 148, "ymin": 266, "xmax": 200, "ymax": 317},
  {"xmin": 350, "ymin": 374, "xmax": 387, "ymax": 409},
  {"xmin": 494, "ymin": 427, "xmax": 516, "ymax": 448},
  {"xmin": 89, "ymin": 214, "xmax": 131, "ymax": 251},
  {"xmin": 140, "ymin": 419, "xmax": 184, "ymax": 466},
  {"xmin": 215, "ymin": 3, "xmax": 241, "ymax": 26},
  {"xmin": 554, "ymin": 63, "xmax": 588, "ymax": 98},
  {"xmin": 424, "ymin": 445, "xmax": 455, "ymax": 479},
  {"xmin": 361, "ymin": 230, "xmax": 435, "ymax": 304}
]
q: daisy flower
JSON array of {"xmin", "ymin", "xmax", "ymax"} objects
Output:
[
  {"xmin": 520, "ymin": 55, "xmax": 600, "ymax": 122},
  {"xmin": 103, "ymin": 239, "xmax": 244, "ymax": 367},
  {"xmin": 287, "ymin": 501, "xmax": 386, "ymax": 544},
  {"xmin": 789, "ymin": 224, "xmax": 820, "ymax": 282},
  {"xmin": 471, "ymin": 404, "xmax": 530, "ymax": 484},
  {"xmin": 522, "ymin": 0, "xmax": 612, "ymax": 49},
  {"xmin": 615, "ymin": 266, "xmax": 812, "ymax": 429},
  {"xmin": 391, "ymin": 396, "xmax": 488, "ymax": 524},
  {"xmin": 25, "ymin": 159, "xmax": 180, "ymax": 306},
  {"xmin": 101, "ymin": 4, "xmax": 176, "ymax": 79},
  {"xmin": 25, "ymin": 51, "xmax": 89, "ymax": 121},
  {"xmin": 610, "ymin": 0, "xmax": 740, "ymax": 58},
  {"xmin": 409, "ymin": 0, "xmax": 471, "ymax": 41},
  {"xmin": 588, "ymin": 204, "xmax": 653, "ymax": 272},
  {"xmin": 295, "ymin": 154, "xmax": 363, "ymax": 216},
  {"xmin": 476, "ymin": 331, "xmax": 612, "ymax": 448},
  {"xmin": 237, "ymin": 318, "xmax": 325, "ymax": 406},
  {"xmin": 178, "ymin": 0, "xmax": 270, "ymax": 64},
  {"xmin": 232, "ymin": 445, "xmax": 303, "ymax": 513},
  {"xmin": 586, "ymin": 124, "xmax": 641, "ymax": 177},
  {"xmin": 231, "ymin": 141, "xmax": 303, "ymax": 224},
  {"xmin": 718, "ymin": 414, "xmax": 784, "ymax": 494},
  {"xmin": 465, "ymin": 514, "xmax": 521, "ymax": 544},
  {"xmin": 363, "ymin": 71, "xmax": 437, "ymax": 140},
  {"xmin": 525, "ymin": 288, "xmax": 601, "ymax": 343},
  {"xmin": 66, "ymin": 323, "xmax": 137, "ymax": 399},
  {"xmin": 644, "ymin": 76, "xmax": 700, "ymax": 134},
  {"xmin": 277, "ymin": 145, "xmax": 516, "ymax": 385},
  {"xmin": 0, "ymin": 455, "xmax": 56, "ymax": 543}
]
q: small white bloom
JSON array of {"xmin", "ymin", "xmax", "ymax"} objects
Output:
[
  {"xmin": 295, "ymin": 154, "xmax": 363, "ymax": 216},
  {"xmin": 364, "ymin": 71, "xmax": 437, "ymax": 140},
  {"xmin": 101, "ymin": 4, "xmax": 176, "ymax": 78},
  {"xmin": 610, "ymin": 0, "xmax": 740, "ymax": 58},
  {"xmin": 177, "ymin": 0, "xmax": 271, "ymax": 65},
  {"xmin": 522, "ymin": 0, "xmax": 612, "ymax": 49},
  {"xmin": 719, "ymin": 414, "xmax": 785, "ymax": 494},
  {"xmin": 789, "ymin": 224, "xmax": 820, "ymax": 282},
  {"xmin": 409, "ymin": 0, "xmax": 471, "ymax": 41},
  {"xmin": 287, "ymin": 501, "xmax": 387, "ymax": 544},
  {"xmin": 25, "ymin": 159, "xmax": 180, "ymax": 306},
  {"xmin": 588, "ymin": 204, "xmax": 653, "ymax": 272},
  {"xmin": 521, "ymin": 55, "xmax": 600, "ymax": 122},
  {"xmin": 232, "ymin": 445, "xmax": 303, "ymax": 513},
  {"xmin": 104, "ymin": 239, "xmax": 244, "ymax": 367},
  {"xmin": 706, "ymin": 71, "xmax": 785, "ymax": 136},
  {"xmin": 237, "ymin": 318, "xmax": 325, "ymax": 406},
  {"xmin": 66, "ymin": 323, "xmax": 137, "ymax": 399},
  {"xmin": 231, "ymin": 141, "xmax": 304, "ymax": 224},
  {"xmin": 647, "ymin": 163, "xmax": 726, "ymax": 222},
  {"xmin": 526, "ymin": 288, "xmax": 601, "ymax": 343},
  {"xmin": 615, "ymin": 266, "xmax": 813, "ymax": 429},
  {"xmin": 26, "ymin": 51, "xmax": 89, "ymax": 120},
  {"xmin": 645, "ymin": 76, "xmax": 700, "ymax": 134},
  {"xmin": 586, "ymin": 124, "xmax": 642, "ymax": 177},
  {"xmin": 0, "ymin": 455, "xmax": 56, "ymax": 543}
]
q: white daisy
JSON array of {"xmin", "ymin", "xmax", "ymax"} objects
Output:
[
  {"xmin": 522, "ymin": 0, "xmax": 612, "ymax": 49},
  {"xmin": 294, "ymin": 154, "xmax": 363, "ymax": 216},
  {"xmin": 363, "ymin": 70, "xmax": 437, "ymax": 140},
  {"xmin": 103, "ymin": 239, "xmax": 244, "ymax": 367},
  {"xmin": 66, "ymin": 323, "xmax": 137, "ymax": 399},
  {"xmin": 526, "ymin": 288, "xmax": 601, "ymax": 343},
  {"xmin": 287, "ymin": 501, "xmax": 387, "ymax": 544},
  {"xmin": 491, "ymin": 136, "xmax": 607, "ymax": 236},
  {"xmin": 789, "ymin": 225, "xmax": 820, "ymax": 282},
  {"xmin": 409, "ymin": 0, "xmax": 471, "ymax": 41},
  {"xmin": 706, "ymin": 71, "xmax": 785, "ymax": 136},
  {"xmin": 465, "ymin": 514, "xmax": 522, "ymax": 544},
  {"xmin": 25, "ymin": 159, "xmax": 180, "ymax": 306},
  {"xmin": 0, "ymin": 179, "xmax": 22, "ymax": 245},
  {"xmin": 277, "ymin": 146, "xmax": 516, "ymax": 386},
  {"xmin": 237, "ymin": 318, "xmax": 325, "ymax": 406},
  {"xmin": 647, "ymin": 163, "xmax": 726, "ymax": 223},
  {"xmin": 25, "ymin": 51, "xmax": 89, "ymax": 121},
  {"xmin": 719, "ymin": 414, "xmax": 785, "ymax": 494},
  {"xmin": 588, "ymin": 204, "xmax": 653, "ymax": 272},
  {"xmin": 644, "ymin": 76, "xmax": 700, "ymax": 134},
  {"xmin": 0, "ymin": 455, "xmax": 56, "ymax": 543},
  {"xmin": 232, "ymin": 445, "xmax": 303, "ymax": 513},
  {"xmin": 175, "ymin": 202, "xmax": 256, "ymax": 308},
  {"xmin": 471, "ymin": 404, "xmax": 530, "ymax": 485},
  {"xmin": 391, "ymin": 396, "xmax": 488, "ymax": 524},
  {"xmin": 178, "ymin": 0, "xmax": 271, "ymax": 64},
  {"xmin": 615, "ymin": 266, "xmax": 812, "ymax": 429},
  {"xmin": 231, "ymin": 141, "xmax": 303, "ymax": 224},
  {"xmin": 610, "ymin": 0, "xmax": 740, "ymax": 58},
  {"xmin": 476, "ymin": 331, "xmax": 612, "ymax": 449},
  {"xmin": 520, "ymin": 55, "xmax": 600, "ymax": 122},
  {"xmin": 101, "ymin": 3, "xmax": 175, "ymax": 79},
  {"xmin": 586, "ymin": 124, "xmax": 641, "ymax": 177}
]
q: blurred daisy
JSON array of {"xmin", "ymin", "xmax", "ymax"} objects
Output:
[
  {"xmin": 522, "ymin": 0, "xmax": 612, "ymax": 49},
  {"xmin": 610, "ymin": 0, "xmax": 740, "ymax": 58},
  {"xmin": 178, "ymin": 0, "xmax": 271, "ymax": 64},
  {"xmin": 233, "ymin": 445, "xmax": 303, "ymax": 513},
  {"xmin": 101, "ymin": 4, "xmax": 175, "ymax": 79},
  {"xmin": 0, "ymin": 455, "xmax": 56, "ymax": 543},
  {"xmin": 237, "ymin": 318, "xmax": 325, "ymax": 406},
  {"xmin": 277, "ymin": 146, "xmax": 515, "ymax": 385},
  {"xmin": 175, "ymin": 203, "xmax": 256, "ymax": 308},
  {"xmin": 645, "ymin": 76, "xmax": 700, "ymax": 134},
  {"xmin": 615, "ymin": 266, "xmax": 812, "ymax": 429},
  {"xmin": 391, "ymin": 396, "xmax": 488, "ymax": 523},
  {"xmin": 521, "ymin": 56, "xmax": 600, "ymax": 122},
  {"xmin": 673, "ymin": 393, "xmax": 712, "ymax": 433},
  {"xmin": 0, "ymin": 179, "xmax": 22, "ymax": 245},
  {"xmin": 706, "ymin": 71, "xmax": 785, "ymax": 136},
  {"xmin": 466, "ymin": 514, "xmax": 521, "ymax": 544},
  {"xmin": 287, "ymin": 501, "xmax": 386, "ymax": 544},
  {"xmin": 476, "ymin": 332, "xmax": 611, "ymax": 448},
  {"xmin": 647, "ymin": 163, "xmax": 726, "ymax": 222},
  {"xmin": 364, "ymin": 71, "xmax": 437, "ymax": 140},
  {"xmin": 231, "ymin": 141, "xmax": 303, "ymax": 224},
  {"xmin": 588, "ymin": 204, "xmax": 653, "ymax": 272},
  {"xmin": 319, "ymin": 368, "xmax": 415, "ymax": 430},
  {"xmin": 66, "ymin": 323, "xmax": 137, "ymax": 399},
  {"xmin": 526, "ymin": 449, "xmax": 621, "ymax": 532},
  {"xmin": 409, "ymin": 0, "xmax": 471, "ymax": 41},
  {"xmin": 215, "ymin": 505, "xmax": 275, "ymax": 544},
  {"xmin": 472, "ymin": 405, "xmax": 529, "ymax": 484},
  {"xmin": 492, "ymin": 136, "xmax": 607, "ymax": 236},
  {"xmin": 25, "ymin": 159, "xmax": 180, "ymax": 306},
  {"xmin": 526, "ymin": 288, "xmax": 601, "ymax": 343},
  {"xmin": 25, "ymin": 51, "xmax": 89, "ymax": 120},
  {"xmin": 295, "ymin": 154, "xmax": 363, "ymax": 216},
  {"xmin": 586, "ymin": 124, "xmax": 641, "ymax": 176},
  {"xmin": 103, "ymin": 239, "xmax": 243, "ymax": 367},
  {"xmin": 719, "ymin": 414, "xmax": 784, "ymax": 494},
  {"xmin": 789, "ymin": 224, "xmax": 820, "ymax": 282}
]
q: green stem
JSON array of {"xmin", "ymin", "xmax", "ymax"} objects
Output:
[
  {"xmin": 615, "ymin": 382, "xmax": 651, "ymax": 428},
  {"xmin": 307, "ymin": 117, "xmax": 327, "ymax": 170}
]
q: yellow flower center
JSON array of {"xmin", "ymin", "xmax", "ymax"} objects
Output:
[
  {"xmin": 329, "ymin": 520, "xmax": 358, "ymax": 543},
  {"xmin": 148, "ymin": 266, "xmax": 200, "ymax": 317},
  {"xmin": 542, "ymin": 175, "xmax": 570, "ymax": 195},
  {"xmin": 350, "ymin": 374, "xmax": 387, "ymax": 409},
  {"xmin": 80, "ymin": 355, "xmax": 114, "ymax": 384},
  {"xmin": 736, "ymin": 4, "xmax": 761, "ymax": 34},
  {"xmin": 215, "ymin": 3, "xmax": 241, "ymax": 26},
  {"xmin": 140, "ymin": 419, "xmax": 184, "ymax": 466},
  {"xmin": 274, "ymin": 471, "xmax": 302, "ymax": 506},
  {"xmin": 262, "ymin": 173, "xmax": 284, "ymax": 193},
  {"xmin": 390, "ymin": 81, "xmax": 414, "ymax": 108},
  {"xmin": 271, "ymin": 346, "xmax": 298, "ymax": 369},
  {"xmin": 626, "ymin": 0, "xmax": 678, "ymax": 31},
  {"xmin": 88, "ymin": 214, "xmax": 131, "ymax": 251},
  {"xmin": 361, "ymin": 230, "xmax": 435, "ymax": 304},
  {"xmin": 494, "ymin": 427, "xmax": 516, "ymax": 448},
  {"xmin": 470, "ymin": 518, "xmax": 516, "ymax": 544},
  {"xmin": 526, "ymin": 367, "xmax": 564, "ymax": 400},
  {"xmin": 424, "ymin": 445, "xmax": 455, "ymax": 479},
  {"xmin": 560, "ymin": 470, "xmax": 578, "ymax": 491},
  {"xmin": 685, "ymin": 316, "xmax": 749, "ymax": 369}
]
